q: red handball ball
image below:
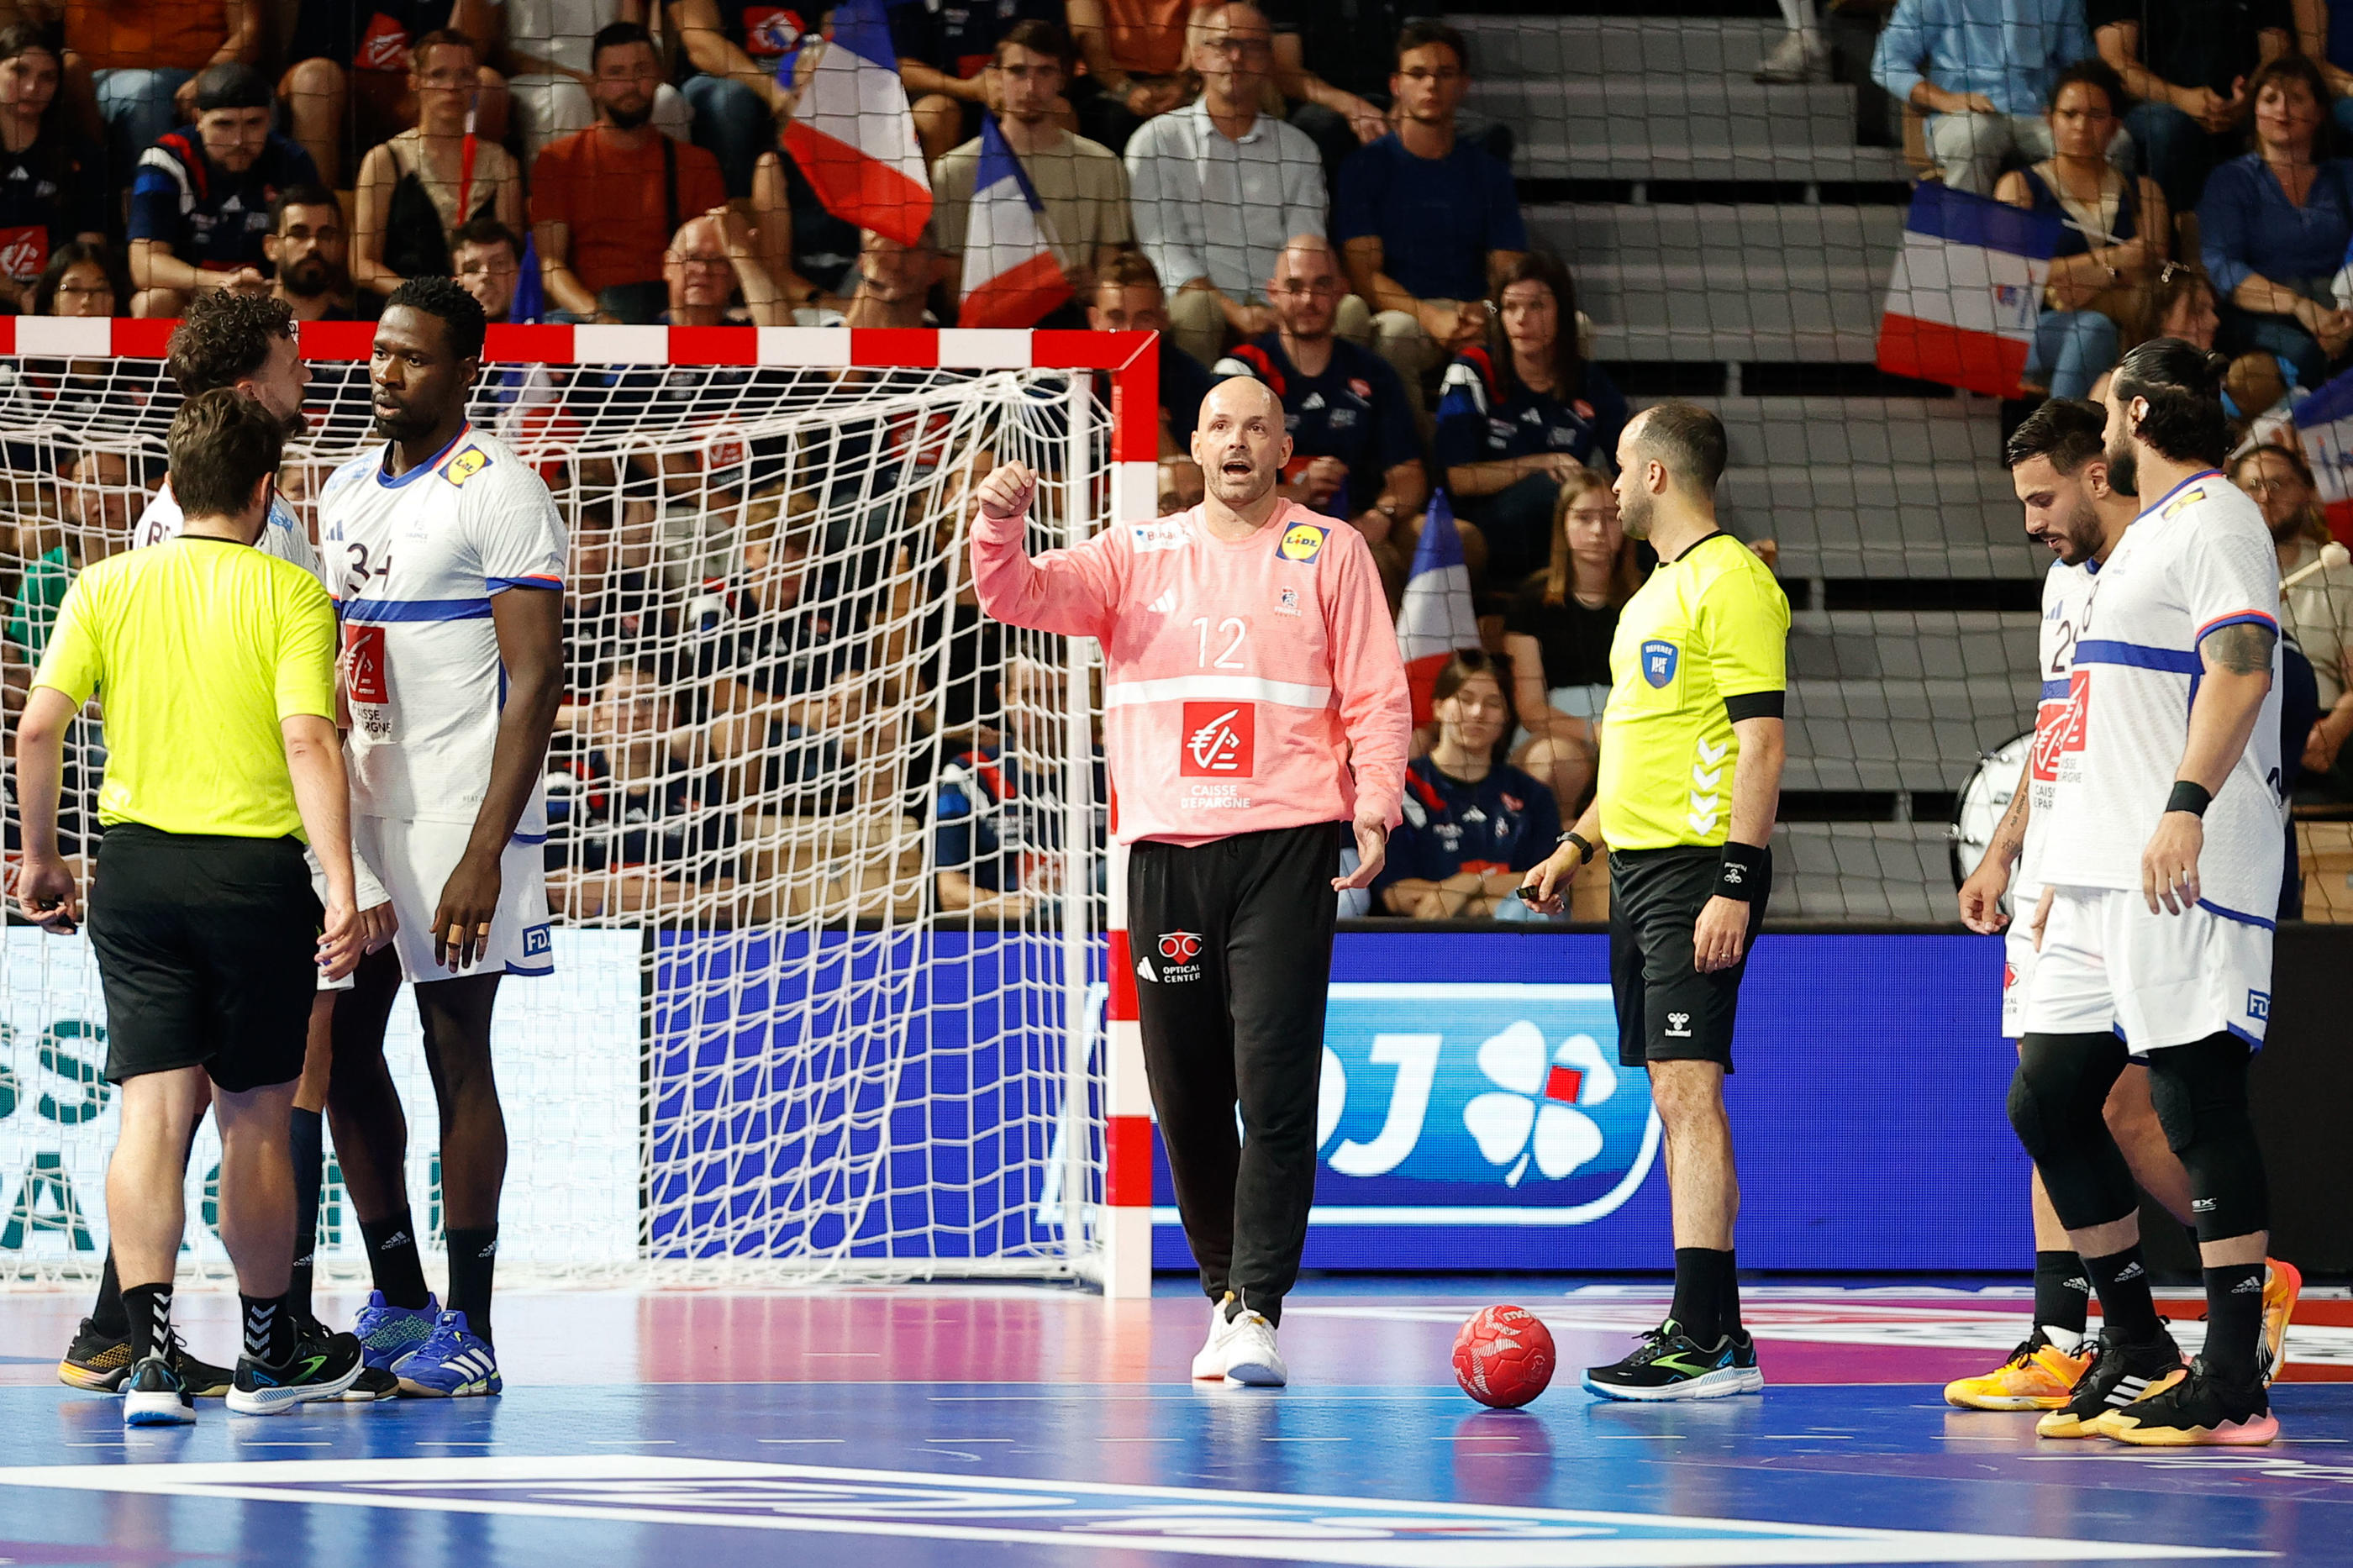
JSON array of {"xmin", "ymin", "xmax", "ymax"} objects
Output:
[{"xmin": 1452, "ymin": 1304, "xmax": 1557, "ymax": 1409}]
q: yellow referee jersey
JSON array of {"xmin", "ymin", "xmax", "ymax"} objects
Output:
[
  {"xmin": 32, "ymin": 536, "xmax": 338, "ymax": 839},
  {"xmin": 1598, "ymin": 532, "xmax": 1790, "ymax": 850}
]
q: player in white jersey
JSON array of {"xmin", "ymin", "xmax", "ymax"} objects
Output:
[
  {"xmin": 1948, "ymin": 399, "xmax": 2201, "ymax": 1415},
  {"xmin": 318, "ymin": 277, "xmax": 566, "ymax": 1399},
  {"xmin": 55, "ymin": 294, "xmax": 399, "ymax": 1402},
  {"xmin": 2009, "ymin": 340, "xmax": 2287, "ymax": 1448}
]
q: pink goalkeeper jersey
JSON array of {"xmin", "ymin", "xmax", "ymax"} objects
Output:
[{"xmin": 971, "ymin": 499, "xmax": 1412, "ymax": 846}]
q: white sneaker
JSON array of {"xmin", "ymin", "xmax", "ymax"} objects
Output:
[
  {"xmin": 1192, "ymin": 1298, "xmax": 1239, "ymax": 1381},
  {"xmin": 1221, "ymin": 1310, "xmax": 1287, "ymax": 1387},
  {"xmin": 1752, "ymin": 29, "xmax": 1829, "ymax": 84}
]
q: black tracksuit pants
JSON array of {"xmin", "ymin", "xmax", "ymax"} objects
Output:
[{"xmin": 1127, "ymin": 821, "xmax": 1343, "ymax": 1326}]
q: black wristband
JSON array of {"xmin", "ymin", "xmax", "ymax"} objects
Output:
[
  {"xmin": 2166, "ymin": 780, "xmax": 2213, "ymax": 818},
  {"xmin": 1558, "ymin": 830, "xmax": 1594, "ymax": 864},
  {"xmin": 1717, "ymin": 840, "xmax": 1768, "ymax": 902}
]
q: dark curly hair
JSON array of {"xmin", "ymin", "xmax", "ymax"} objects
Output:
[
  {"xmin": 385, "ymin": 273, "xmax": 487, "ymax": 362},
  {"xmin": 165, "ymin": 292, "xmax": 297, "ymax": 397},
  {"xmin": 2113, "ymin": 337, "xmax": 2234, "ymax": 467}
]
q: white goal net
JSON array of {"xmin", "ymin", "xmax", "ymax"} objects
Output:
[{"xmin": 0, "ymin": 327, "xmax": 1129, "ymax": 1287}]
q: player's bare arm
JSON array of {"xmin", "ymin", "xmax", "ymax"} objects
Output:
[
  {"xmin": 1694, "ymin": 714, "xmax": 1784, "ymax": 973},
  {"xmin": 1521, "ymin": 798, "xmax": 1603, "ymax": 911},
  {"xmin": 12, "ymin": 684, "xmax": 82, "ymax": 934},
  {"xmin": 282, "ymin": 712, "xmax": 361, "ymax": 982},
  {"xmin": 2143, "ymin": 621, "xmax": 2276, "ymax": 916},
  {"xmin": 1960, "ymin": 771, "xmax": 2031, "ymax": 934},
  {"xmin": 434, "ymin": 585, "xmax": 565, "ymax": 971}
]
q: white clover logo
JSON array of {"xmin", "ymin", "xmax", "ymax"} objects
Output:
[{"xmin": 1462, "ymin": 1023, "xmax": 1617, "ymax": 1187}]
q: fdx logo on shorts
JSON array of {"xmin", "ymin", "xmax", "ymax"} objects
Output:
[
  {"xmin": 522, "ymin": 923, "xmax": 552, "ymax": 959},
  {"xmin": 1154, "ymin": 931, "xmax": 1203, "ymax": 982},
  {"xmin": 1640, "ymin": 639, "xmax": 1678, "ymax": 688},
  {"xmin": 2247, "ymin": 989, "xmax": 2270, "ymax": 1021}
]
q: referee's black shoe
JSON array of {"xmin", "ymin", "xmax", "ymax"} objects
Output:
[
  {"xmin": 294, "ymin": 1313, "xmax": 399, "ymax": 1402},
  {"xmin": 1583, "ymin": 1320, "xmax": 1766, "ymax": 1402},
  {"xmin": 226, "ymin": 1327, "xmax": 366, "ymax": 1416},
  {"xmin": 2035, "ymin": 1326, "xmax": 2186, "ymax": 1439},
  {"xmin": 121, "ymin": 1354, "xmax": 196, "ymax": 1427}
]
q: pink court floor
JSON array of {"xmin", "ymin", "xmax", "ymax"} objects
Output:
[{"xmin": 1, "ymin": 1281, "xmax": 2350, "ymax": 1565}]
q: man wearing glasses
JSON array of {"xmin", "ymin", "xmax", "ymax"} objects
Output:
[
  {"xmin": 1333, "ymin": 21, "xmax": 1527, "ymax": 420},
  {"xmin": 1214, "ymin": 236, "xmax": 1429, "ymax": 580},
  {"xmin": 1125, "ymin": 2, "xmax": 1366, "ymax": 369}
]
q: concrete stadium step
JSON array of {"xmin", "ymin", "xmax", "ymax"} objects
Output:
[
  {"xmin": 1445, "ymin": 13, "xmax": 1783, "ymax": 80},
  {"xmin": 1787, "ymin": 609, "xmax": 2038, "ymax": 682},
  {"xmin": 1782, "ymin": 678, "xmax": 2034, "ymax": 792},
  {"xmin": 1696, "ymin": 395, "xmax": 2001, "ymax": 471},
  {"xmin": 1767, "ymin": 542, "xmax": 2050, "ymax": 583},
  {"xmin": 1719, "ymin": 464, "xmax": 2024, "ymax": 553},
  {"xmin": 1530, "ymin": 204, "xmax": 1907, "ymax": 270},
  {"xmin": 1769, "ymin": 823, "xmax": 1958, "ymax": 920},
  {"xmin": 1469, "ymin": 80, "xmax": 1909, "ymax": 182}
]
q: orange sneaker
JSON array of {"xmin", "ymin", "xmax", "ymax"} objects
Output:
[
  {"xmin": 2258, "ymin": 1257, "xmax": 2302, "ymax": 1386},
  {"xmin": 1944, "ymin": 1332, "xmax": 2093, "ymax": 1411}
]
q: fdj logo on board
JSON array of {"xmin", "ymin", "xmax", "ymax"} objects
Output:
[{"xmin": 1313, "ymin": 984, "xmax": 1658, "ymax": 1218}]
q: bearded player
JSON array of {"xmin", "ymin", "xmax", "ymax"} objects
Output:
[
  {"xmin": 318, "ymin": 276, "xmax": 566, "ymax": 1397},
  {"xmin": 1948, "ymin": 399, "xmax": 2239, "ymax": 1413},
  {"xmin": 2015, "ymin": 340, "xmax": 2286, "ymax": 1446},
  {"xmin": 56, "ymin": 294, "xmax": 397, "ymax": 1402}
]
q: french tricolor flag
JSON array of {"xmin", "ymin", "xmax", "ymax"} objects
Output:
[
  {"xmin": 781, "ymin": 0, "xmax": 932, "ymax": 247},
  {"xmin": 2294, "ymin": 368, "xmax": 2353, "ymax": 544},
  {"xmin": 1876, "ymin": 184, "xmax": 2059, "ymax": 398},
  {"xmin": 958, "ymin": 115, "xmax": 1071, "ymax": 329},
  {"xmin": 1395, "ymin": 488, "xmax": 1482, "ymax": 726}
]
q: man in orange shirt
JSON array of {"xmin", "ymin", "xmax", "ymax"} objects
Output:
[
  {"xmin": 529, "ymin": 21, "xmax": 724, "ymax": 324},
  {"xmin": 66, "ymin": 0, "xmax": 261, "ymax": 184}
]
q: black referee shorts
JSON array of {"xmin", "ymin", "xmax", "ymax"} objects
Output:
[
  {"xmin": 88, "ymin": 824, "xmax": 321, "ymax": 1093},
  {"xmin": 1609, "ymin": 845, "xmax": 1769, "ymax": 1074}
]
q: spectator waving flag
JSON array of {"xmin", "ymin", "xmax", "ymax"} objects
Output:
[
  {"xmin": 2293, "ymin": 368, "xmax": 2353, "ymax": 544},
  {"xmin": 781, "ymin": 0, "xmax": 932, "ymax": 247},
  {"xmin": 958, "ymin": 115, "xmax": 1072, "ymax": 329},
  {"xmin": 1394, "ymin": 489, "xmax": 1482, "ymax": 726},
  {"xmin": 1876, "ymin": 184, "xmax": 2060, "ymax": 398}
]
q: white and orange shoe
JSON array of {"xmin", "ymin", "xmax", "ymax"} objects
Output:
[
  {"xmin": 1944, "ymin": 1332, "xmax": 2093, "ymax": 1411},
  {"xmin": 2258, "ymin": 1256, "xmax": 2302, "ymax": 1386}
]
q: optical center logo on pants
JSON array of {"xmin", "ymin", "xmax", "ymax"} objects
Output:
[{"xmin": 1154, "ymin": 931, "xmax": 1203, "ymax": 982}]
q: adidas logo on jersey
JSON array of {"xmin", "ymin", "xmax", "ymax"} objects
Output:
[{"xmin": 1148, "ymin": 588, "xmax": 1177, "ymax": 614}]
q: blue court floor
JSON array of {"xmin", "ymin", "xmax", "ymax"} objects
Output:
[{"xmin": 0, "ymin": 1281, "xmax": 2346, "ymax": 1566}]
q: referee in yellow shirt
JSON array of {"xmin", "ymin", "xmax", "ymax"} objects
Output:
[
  {"xmin": 1523, "ymin": 400, "xmax": 1790, "ymax": 1402},
  {"xmin": 13, "ymin": 391, "xmax": 366, "ymax": 1426}
]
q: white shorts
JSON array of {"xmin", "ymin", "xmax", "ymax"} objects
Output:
[
  {"xmin": 303, "ymin": 847, "xmax": 355, "ymax": 994},
  {"xmin": 1999, "ymin": 929, "xmax": 2042, "ymax": 1039},
  {"xmin": 354, "ymin": 815, "xmax": 554, "ymax": 986},
  {"xmin": 2022, "ymin": 886, "xmax": 2273, "ymax": 1052}
]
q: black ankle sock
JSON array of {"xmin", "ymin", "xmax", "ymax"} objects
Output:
[
  {"xmin": 360, "ymin": 1210, "xmax": 431, "ymax": 1309},
  {"xmin": 1671, "ymin": 1248, "xmax": 1733, "ymax": 1345},
  {"xmin": 2085, "ymin": 1244, "xmax": 2161, "ymax": 1342},
  {"xmin": 240, "ymin": 1293, "xmax": 293, "ymax": 1365},
  {"xmin": 288, "ymin": 1108, "xmax": 324, "ymax": 1323},
  {"xmin": 2202, "ymin": 1263, "xmax": 2266, "ymax": 1385},
  {"xmin": 2034, "ymin": 1250, "xmax": 2092, "ymax": 1342},
  {"xmin": 123, "ymin": 1281, "xmax": 172, "ymax": 1361},
  {"xmin": 91, "ymin": 1250, "xmax": 128, "ymax": 1338},
  {"xmin": 1718, "ymin": 1248, "xmax": 1744, "ymax": 1339},
  {"xmin": 445, "ymin": 1226, "xmax": 498, "ymax": 1346}
]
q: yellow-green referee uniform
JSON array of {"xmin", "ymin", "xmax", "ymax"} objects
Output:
[
  {"xmin": 32, "ymin": 535, "xmax": 339, "ymax": 1092},
  {"xmin": 1597, "ymin": 532, "xmax": 1790, "ymax": 1071}
]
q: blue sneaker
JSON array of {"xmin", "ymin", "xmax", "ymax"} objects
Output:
[
  {"xmin": 353, "ymin": 1290, "xmax": 440, "ymax": 1371},
  {"xmin": 394, "ymin": 1310, "xmax": 502, "ymax": 1398}
]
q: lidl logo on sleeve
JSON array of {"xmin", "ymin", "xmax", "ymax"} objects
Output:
[
  {"xmin": 1640, "ymin": 639, "xmax": 1679, "ymax": 688},
  {"xmin": 443, "ymin": 447, "xmax": 492, "ymax": 486},
  {"xmin": 1277, "ymin": 522, "xmax": 1328, "ymax": 563}
]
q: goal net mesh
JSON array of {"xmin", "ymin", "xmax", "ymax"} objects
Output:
[{"xmin": 0, "ymin": 346, "xmax": 1113, "ymax": 1286}]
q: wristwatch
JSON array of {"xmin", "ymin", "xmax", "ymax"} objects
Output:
[{"xmin": 1557, "ymin": 830, "xmax": 1594, "ymax": 865}]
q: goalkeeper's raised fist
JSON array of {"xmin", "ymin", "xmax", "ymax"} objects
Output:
[{"xmin": 976, "ymin": 462, "xmax": 1038, "ymax": 522}]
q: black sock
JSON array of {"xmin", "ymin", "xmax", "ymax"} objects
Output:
[
  {"xmin": 360, "ymin": 1209, "xmax": 431, "ymax": 1310},
  {"xmin": 1671, "ymin": 1248, "xmax": 1732, "ymax": 1345},
  {"xmin": 2202, "ymin": 1263, "xmax": 2266, "ymax": 1385},
  {"xmin": 287, "ymin": 1108, "xmax": 324, "ymax": 1324},
  {"xmin": 123, "ymin": 1281, "xmax": 172, "ymax": 1361},
  {"xmin": 91, "ymin": 1249, "xmax": 128, "ymax": 1338},
  {"xmin": 1718, "ymin": 1248, "xmax": 1743, "ymax": 1339},
  {"xmin": 2085, "ymin": 1244, "xmax": 2161, "ymax": 1343},
  {"xmin": 240, "ymin": 1293, "xmax": 293, "ymax": 1365},
  {"xmin": 445, "ymin": 1226, "xmax": 498, "ymax": 1346},
  {"xmin": 2034, "ymin": 1250, "xmax": 2092, "ymax": 1346}
]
